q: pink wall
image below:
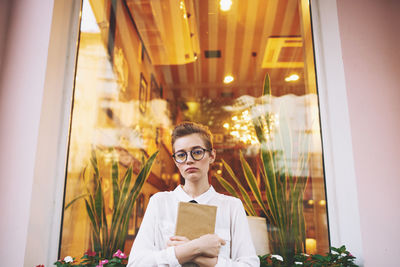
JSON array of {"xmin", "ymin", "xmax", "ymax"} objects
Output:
[
  {"xmin": 336, "ymin": 1, "xmax": 400, "ymax": 266},
  {"xmin": 0, "ymin": 0, "xmax": 55, "ymax": 266}
]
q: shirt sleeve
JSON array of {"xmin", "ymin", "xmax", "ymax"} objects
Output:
[
  {"xmin": 127, "ymin": 195, "xmax": 181, "ymax": 267},
  {"xmin": 215, "ymin": 198, "xmax": 260, "ymax": 267}
]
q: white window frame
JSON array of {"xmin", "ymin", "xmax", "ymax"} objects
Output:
[
  {"xmin": 311, "ymin": 0, "xmax": 363, "ymax": 264},
  {"xmin": 23, "ymin": 1, "xmax": 81, "ymax": 266}
]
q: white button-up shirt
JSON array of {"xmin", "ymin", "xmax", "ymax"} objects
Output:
[{"xmin": 127, "ymin": 185, "xmax": 260, "ymax": 266}]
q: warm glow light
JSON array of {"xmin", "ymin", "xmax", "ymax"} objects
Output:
[
  {"xmin": 308, "ymin": 199, "xmax": 314, "ymax": 205},
  {"xmin": 220, "ymin": 0, "xmax": 232, "ymax": 11},
  {"xmin": 217, "ymin": 170, "xmax": 222, "ymax": 174},
  {"xmin": 319, "ymin": 200, "xmax": 326, "ymax": 206},
  {"xmin": 231, "ymin": 131, "xmax": 239, "ymax": 137},
  {"xmin": 225, "ymin": 110, "xmax": 277, "ymax": 145},
  {"xmin": 224, "ymin": 75, "xmax": 234, "ymax": 84},
  {"xmin": 306, "ymin": 238, "xmax": 317, "ymax": 254},
  {"xmin": 285, "ymin": 74, "xmax": 300, "ymax": 82},
  {"xmin": 172, "ymin": 173, "xmax": 180, "ymax": 182}
]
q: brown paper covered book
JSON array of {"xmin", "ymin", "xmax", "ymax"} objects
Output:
[{"xmin": 175, "ymin": 202, "xmax": 217, "ymax": 240}]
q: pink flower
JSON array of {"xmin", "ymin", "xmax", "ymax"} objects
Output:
[
  {"xmin": 96, "ymin": 259, "xmax": 109, "ymax": 267},
  {"xmin": 113, "ymin": 249, "xmax": 127, "ymax": 259},
  {"xmin": 85, "ymin": 249, "xmax": 96, "ymax": 257}
]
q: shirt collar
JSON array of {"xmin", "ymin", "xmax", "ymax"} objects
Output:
[{"xmin": 173, "ymin": 185, "xmax": 216, "ymax": 204}]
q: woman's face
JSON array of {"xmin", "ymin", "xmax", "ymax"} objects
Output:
[{"xmin": 173, "ymin": 133, "xmax": 215, "ymax": 183}]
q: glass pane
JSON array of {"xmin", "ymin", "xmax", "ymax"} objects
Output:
[{"xmin": 60, "ymin": 0, "xmax": 329, "ymax": 262}]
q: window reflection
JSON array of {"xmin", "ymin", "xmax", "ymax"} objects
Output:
[{"xmin": 60, "ymin": 0, "xmax": 329, "ymax": 259}]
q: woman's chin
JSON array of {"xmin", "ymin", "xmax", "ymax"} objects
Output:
[{"xmin": 183, "ymin": 173, "xmax": 204, "ymax": 183}]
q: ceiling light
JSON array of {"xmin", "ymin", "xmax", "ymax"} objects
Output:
[
  {"xmin": 285, "ymin": 74, "xmax": 300, "ymax": 82},
  {"xmin": 224, "ymin": 75, "xmax": 234, "ymax": 84},
  {"xmin": 220, "ymin": 0, "xmax": 232, "ymax": 11}
]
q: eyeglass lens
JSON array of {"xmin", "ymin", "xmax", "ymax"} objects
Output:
[{"xmin": 173, "ymin": 148, "xmax": 207, "ymax": 163}]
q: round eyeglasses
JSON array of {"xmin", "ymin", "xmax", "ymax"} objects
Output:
[{"xmin": 172, "ymin": 147, "xmax": 211, "ymax": 163}]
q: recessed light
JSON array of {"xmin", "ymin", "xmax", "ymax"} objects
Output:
[
  {"xmin": 224, "ymin": 75, "xmax": 234, "ymax": 84},
  {"xmin": 285, "ymin": 74, "xmax": 300, "ymax": 82},
  {"xmin": 220, "ymin": 0, "xmax": 232, "ymax": 11}
]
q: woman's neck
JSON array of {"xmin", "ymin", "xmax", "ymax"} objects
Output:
[{"xmin": 182, "ymin": 179, "xmax": 210, "ymax": 198}]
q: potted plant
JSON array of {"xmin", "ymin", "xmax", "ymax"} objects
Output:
[
  {"xmin": 56, "ymin": 149, "xmax": 158, "ymax": 266},
  {"xmin": 215, "ymin": 74, "xmax": 310, "ymax": 265}
]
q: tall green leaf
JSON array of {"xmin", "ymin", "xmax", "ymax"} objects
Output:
[{"xmin": 111, "ymin": 159, "xmax": 120, "ymax": 210}]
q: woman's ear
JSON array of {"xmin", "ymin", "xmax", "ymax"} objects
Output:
[{"xmin": 209, "ymin": 149, "xmax": 216, "ymax": 164}]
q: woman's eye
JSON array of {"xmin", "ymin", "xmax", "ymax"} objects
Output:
[
  {"xmin": 176, "ymin": 152, "xmax": 186, "ymax": 158},
  {"xmin": 192, "ymin": 149, "xmax": 203, "ymax": 155}
]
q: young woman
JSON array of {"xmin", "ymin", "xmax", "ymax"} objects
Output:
[{"xmin": 127, "ymin": 122, "xmax": 259, "ymax": 266}]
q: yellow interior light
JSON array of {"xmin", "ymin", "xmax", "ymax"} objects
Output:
[
  {"xmin": 223, "ymin": 123, "xmax": 230, "ymax": 129},
  {"xmin": 220, "ymin": 0, "xmax": 232, "ymax": 11},
  {"xmin": 285, "ymin": 74, "xmax": 300, "ymax": 82},
  {"xmin": 223, "ymin": 75, "xmax": 234, "ymax": 84}
]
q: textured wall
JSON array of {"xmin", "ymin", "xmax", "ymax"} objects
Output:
[{"xmin": 337, "ymin": 1, "xmax": 400, "ymax": 266}]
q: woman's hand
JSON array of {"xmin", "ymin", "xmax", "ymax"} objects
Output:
[
  {"xmin": 171, "ymin": 234, "xmax": 224, "ymax": 264},
  {"xmin": 193, "ymin": 256, "xmax": 218, "ymax": 267},
  {"xmin": 192, "ymin": 234, "xmax": 226, "ymax": 258},
  {"xmin": 167, "ymin": 235, "xmax": 190, "ymax": 247}
]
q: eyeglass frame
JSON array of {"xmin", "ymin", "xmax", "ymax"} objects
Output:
[{"xmin": 171, "ymin": 147, "xmax": 212, "ymax": 163}]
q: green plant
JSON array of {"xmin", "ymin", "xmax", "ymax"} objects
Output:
[
  {"xmin": 215, "ymin": 74, "xmax": 310, "ymax": 264},
  {"xmin": 65, "ymin": 149, "xmax": 158, "ymax": 259},
  {"xmin": 259, "ymin": 246, "xmax": 358, "ymax": 267}
]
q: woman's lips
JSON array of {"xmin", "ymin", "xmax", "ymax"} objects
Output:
[{"xmin": 185, "ymin": 167, "xmax": 199, "ymax": 173}]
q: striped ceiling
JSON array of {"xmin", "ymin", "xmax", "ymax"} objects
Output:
[{"xmin": 127, "ymin": 0, "xmax": 312, "ymax": 101}]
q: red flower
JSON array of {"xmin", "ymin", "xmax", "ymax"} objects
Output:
[
  {"xmin": 85, "ymin": 249, "xmax": 97, "ymax": 257},
  {"xmin": 36, "ymin": 265, "xmax": 44, "ymax": 267}
]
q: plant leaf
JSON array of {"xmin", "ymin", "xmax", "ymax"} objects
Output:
[
  {"xmin": 64, "ymin": 193, "xmax": 89, "ymax": 210},
  {"xmin": 221, "ymin": 158, "xmax": 257, "ymax": 216},
  {"xmin": 239, "ymin": 151, "xmax": 268, "ymax": 216}
]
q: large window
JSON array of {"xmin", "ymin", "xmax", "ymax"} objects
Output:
[{"xmin": 60, "ymin": 0, "xmax": 329, "ymax": 260}]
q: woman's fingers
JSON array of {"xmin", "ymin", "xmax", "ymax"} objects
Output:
[{"xmin": 194, "ymin": 234, "xmax": 225, "ymax": 257}]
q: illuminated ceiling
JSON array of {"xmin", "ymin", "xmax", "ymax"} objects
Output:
[{"xmin": 126, "ymin": 0, "xmax": 311, "ymax": 100}]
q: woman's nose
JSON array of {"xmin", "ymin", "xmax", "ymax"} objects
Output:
[{"xmin": 186, "ymin": 153, "xmax": 195, "ymax": 163}]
